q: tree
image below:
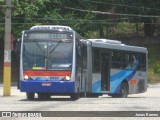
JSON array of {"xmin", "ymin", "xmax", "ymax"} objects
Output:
[
  {"xmin": 12, "ymin": 0, "xmax": 94, "ymax": 37},
  {"xmin": 121, "ymin": 0, "xmax": 160, "ymax": 36},
  {"xmin": 0, "ymin": 0, "xmax": 5, "ymax": 40},
  {"xmin": 11, "ymin": 0, "xmax": 160, "ymax": 38},
  {"xmin": 12, "ymin": 0, "xmax": 49, "ymax": 38}
]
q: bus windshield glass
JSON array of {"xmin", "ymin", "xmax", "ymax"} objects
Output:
[{"xmin": 23, "ymin": 31, "xmax": 73, "ymax": 70}]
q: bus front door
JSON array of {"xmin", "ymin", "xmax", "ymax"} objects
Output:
[{"xmin": 101, "ymin": 52, "xmax": 110, "ymax": 91}]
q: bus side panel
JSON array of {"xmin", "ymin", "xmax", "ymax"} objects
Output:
[
  {"xmin": 20, "ymin": 80, "xmax": 75, "ymax": 93},
  {"xmin": 92, "ymin": 68, "xmax": 136, "ymax": 94},
  {"xmin": 91, "ymin": 70, "xmax": 124, "ymax": 94},
  {"xmin": 110, "ymin": 69, "xmax": 137, "ymax": 94},
  {"xmin": 128, "ymin": 71, "xmax": 147, "ymax": 94},
  {"xmin": 92, "ymin": 73, "xmax": 101, "ymax": 93}
]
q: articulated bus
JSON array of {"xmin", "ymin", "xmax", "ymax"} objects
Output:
[{"xmin": 19, "ymin": 25, "xmax": 148, "ymax": 100}]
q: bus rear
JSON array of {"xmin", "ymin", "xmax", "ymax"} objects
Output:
[{"xmin": 19, "ymin": 25, "xmax": 79, "ymax": 100}]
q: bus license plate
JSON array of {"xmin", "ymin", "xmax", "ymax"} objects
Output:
[{"xmin": 42, "ymin": 82, "xmax": 51, "ymax": 86}]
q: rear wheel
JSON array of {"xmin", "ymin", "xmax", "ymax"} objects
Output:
[
  {"xmin": 119, "ymin": 82, "xmax": 128, "ymax": 98},
  {"xmin": 26, "ymin": 92, "xmax": 35, "ymax": 100}
]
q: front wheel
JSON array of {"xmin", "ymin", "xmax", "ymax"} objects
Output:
[
  {"xmin": 38, "ymin": 93, "xmax": 51, "ymax": 100},
  {"xmin": 70, "ymin": 93, "xmax": 79, "ymax": 100},
  {"xmin": 38, "ymin": 93, "xmax": 45, "ymax": 100},
  {"xmin": 86, "ymin": 93, "xmax": 100, "ymax": 98},
  {"xmin": 26, "ymin": 92, "xmax": 35, "ymax": 100}
]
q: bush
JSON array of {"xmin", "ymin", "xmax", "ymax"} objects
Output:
[{"xmin": 154, "ymin": 64, "xmax": 160, "ymax": 74}]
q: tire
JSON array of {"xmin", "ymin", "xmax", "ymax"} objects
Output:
[
  {"xmin": 138, "ymin": 80, "xmax": 144, "ymax": 93},
  {"xmin": 109, "ymin": 94, "xmax": 119, "ymax": 98},
  {"xmin": 119, "ymin": 82, "xmax": 128, "ymax": 98},
  {"xmin": 86, "ymin": 93, "xmax": 99, "ymax": 98},
  {"xmin": 38, "ymin": 93, "xmax": 45, "ymax": 100},
  {"xmin": 38, "ymin": 93, "xmax": 51, "ymax": 100},
  {"xmin": 26, "ymin": 92, "xmax": 35, "ymax": 100},
  {"xmin": 70, "ymin": 93, "xmax": 79, "ymax": 100},
  {"xmin": 45, "ymin": 94, "xmax": 51, "ymax": 100}
]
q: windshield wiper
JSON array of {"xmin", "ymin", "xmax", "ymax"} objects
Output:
[
  {"xmin": 49, "ymin": 40, "xmax": 62, "ymax": 54},
  {"xmin": 34, "ymin": 40, "xmax": 45, "ymax": 56}
]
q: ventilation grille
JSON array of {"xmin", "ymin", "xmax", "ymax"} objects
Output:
[
  {"xmin": 30, "ymin": 25, "xmax": 72, "ymax": 31},
  {"xmin": 88, "ymin": 39, "xmax": 122, "ymax": 45}
]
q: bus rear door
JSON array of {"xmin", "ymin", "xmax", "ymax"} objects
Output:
[{"xmin": 100, "ymin": 52, "xmax": 111, "ymax": 92}]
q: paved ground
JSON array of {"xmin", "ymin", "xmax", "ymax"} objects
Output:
[{"xmin": 0, "ymin": 83, "xmax": 160, "ymax": 120}]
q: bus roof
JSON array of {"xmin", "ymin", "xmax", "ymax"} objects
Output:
[
  {"xmin": 86, "ymin": 39, "xmax": 147, "ymax": 53},
  {"xmin": 30, "ymin": 25, "xmax": 73, "ymax": 31}
]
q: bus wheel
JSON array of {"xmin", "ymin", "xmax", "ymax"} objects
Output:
[
  {"xmin": 119, "ymin": 82, "xmax": 128, "ymax": 98},
  {"xmin": 38, "ymin": 93, "xmax": 45, "ymax": 100},
  {"xmin": 109, "ymin": 94, "xmax": 119, "ymax": 98},
  {"xmin": 86, "ymin": 93, "xmax": 99, "ymax": 98},
  {"xmin": 70, "ymin": 94, "xmax": 79, "ymax": 100},
  {"xmin": 45, "ymin": 94, "xmax": 51, "ymax": 100},
  {"xmin": 26, "ymin": 92, "xmax": 35, "ymax": 100}
]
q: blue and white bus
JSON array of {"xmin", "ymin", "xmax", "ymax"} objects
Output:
[
  {"xmin": 80, "ymin": 39, "xmax": 148, "ymax": 98},
  {"xmin": 18, "ymin": 25, "xmax": 148, "ymax": 100}
]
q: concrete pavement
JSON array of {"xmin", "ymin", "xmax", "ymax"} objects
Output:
[{"xmin": 0, "ymin": 83, "xmax": 160, "ymax": 120}]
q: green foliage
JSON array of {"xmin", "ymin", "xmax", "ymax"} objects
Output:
[
  {"xmin": 154, "ymin": 64, "xmax": 160, "ymax": 74},
  {"xmin": 0, "ymin": 1, "xmax": 4, "ymax": 38},
  {"xmin": 121, "ymin": 0, "xmax": 160, "ymax": 36},
  {"xmin": 12, "ymin": 0, "xmax": 50, "ymax": 37},
  {"xmin": 148, "ymin": 46, "xmax": 160, "ymax": 83},
  {"xmin": 114, "ymin": 22, "xmax": 135, "ymax": 35},
  {"xmin": 1, "ymin": 0, "xmax": 160, "ymax": 38},
  {"xmin": 84, "ymin": 31, "xmax": 99, "ymax": 38},
  {"xmin": 11, "ymin": 0, "xmax": 95, "ymax": 37}
]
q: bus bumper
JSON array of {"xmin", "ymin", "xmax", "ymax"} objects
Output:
[{"xmin": 20, "ymin": 80, "xmax": 75, "ymax": 93}]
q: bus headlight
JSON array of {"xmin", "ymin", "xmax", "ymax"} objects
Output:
[
  {"xmin": 24, "ymin": 75, "xmax": 33, "ymax": 80},
  {"xmin": 65, "ymin": 76, "xmax": 71, "ymax": 81},
  {"xmin": 24, "ymin": 75, "xmax": 29, "ymax": 80}
]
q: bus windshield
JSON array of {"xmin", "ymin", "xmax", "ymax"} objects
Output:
[{"xmin": 23, "ymin": 32, "xmax": 73, "ymax": 70}]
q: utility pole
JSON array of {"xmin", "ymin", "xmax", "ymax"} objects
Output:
[{"xmin": 3, "ymin": 0, "xmax": 12, "ymax": 96}]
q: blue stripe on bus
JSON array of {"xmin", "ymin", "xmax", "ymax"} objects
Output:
[
  {"xmin": 110, "ymin": 69, "xmax": 136, "ymax": 93},
  {"xmin": 92, "ymin": 63, "xmax": 138, "ymax": 93}
]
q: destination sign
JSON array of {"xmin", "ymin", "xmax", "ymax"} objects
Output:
[{"xmin": 27, "ymin": 33, "xmax": 72, "ymax": 40}]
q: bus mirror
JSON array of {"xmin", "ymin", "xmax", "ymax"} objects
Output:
[{"xmin": 15, "ymin": 38, "xmax": 21, "ymax": 56}]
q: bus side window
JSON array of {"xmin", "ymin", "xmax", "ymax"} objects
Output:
[
  {"xmin": 15, "ymin": 38, "xmax": 21, "ymax": 57},
  {"xmin": 129, "ymin": 53, "xmax": 137, "ymax": 69},
  {"xmin": 82, "ymin": 45, "xmax": 87, "ymax": 70},
  {"xmin": 139, "ymin": 53, "xmax": 146, "ymax": 71},
  {"xmin": 76, "ymin": 40, "xmax": 82, "ymax": 68},
  {"xmin": 112, "ymin": 51, "xmax": 121, "ymax": 69},
  {"xmin": 121, "ymin": 52, "xmax": 128, "ymax": 69},
  {"xmin": 92, "ymin": 48, "xmax": 100, "ymax": 73}
]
